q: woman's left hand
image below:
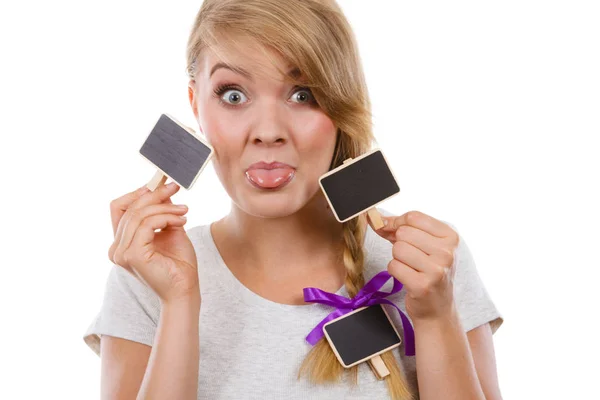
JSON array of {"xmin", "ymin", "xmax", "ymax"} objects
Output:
[{"xmin": 367, "ymin": 210, "xmax": 460, "ymax": 323}]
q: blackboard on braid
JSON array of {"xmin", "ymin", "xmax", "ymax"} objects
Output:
[{"xmin": 298, "ymin": 214, "xmax": 413, "ymax": 400}]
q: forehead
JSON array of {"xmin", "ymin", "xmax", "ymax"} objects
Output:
[{"xmin": 199, "ymin": 37, "xmax": 300, "ymax": 83}]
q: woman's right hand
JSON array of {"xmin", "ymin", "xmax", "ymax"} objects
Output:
[{"xmin": 108, "ymin": 181, "xmax": 199, "ymax": 304}]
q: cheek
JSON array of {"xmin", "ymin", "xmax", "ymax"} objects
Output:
[
  {"xmin": 198, "ymin": 100, "xmax": 247, "ymax": 160},
  {"xmin": 294, "ymin": 112, "xmax": 337, "ymax": 155}
]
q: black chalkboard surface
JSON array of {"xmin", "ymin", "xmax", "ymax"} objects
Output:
[
  {"xmin": 319, "ymin": 148, "xmax": 399, "ymax": 223},
  {"xmin": 139, "ymin": 114, "xmax": 214, "ymax": 191},
  {"xmin": 323, "ymin": 305, "xmax": 402, "ymax": 368}
]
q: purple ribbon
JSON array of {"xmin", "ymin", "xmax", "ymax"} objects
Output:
[{"xmin": 303, "ymin": 270, "xmax": 415, "ymax": 357}]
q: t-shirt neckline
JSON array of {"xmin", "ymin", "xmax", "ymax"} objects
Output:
[{"xmin": 202, "ymin": 221, "xmax": 373, "ymax": 311}]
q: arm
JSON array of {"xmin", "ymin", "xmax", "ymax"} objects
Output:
[
  {"xmin": 413, "ymin": 304, "xmax": 502, "ymax": 400},
  {"xmin": 100, "ymin": 337, "xmax": 151, "ymax": 399},
  {"xmin": 369, "ymin": 210, "xmax": 503, "ymax": 399},
  {"xmin": 100, "ymin": 294, "xmax": 201, "ymax": 400},
  {"xmin": 137, "ymin": 295, "xmax": 201, "ymax": 399},
  {"xmin": 466, "ymin": 320, "xmax": 502, "ymax": 400}
]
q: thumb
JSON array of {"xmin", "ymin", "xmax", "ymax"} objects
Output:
[{"xmin": 367, "ymin": 212, "xmax": 396, "ymax": 244}]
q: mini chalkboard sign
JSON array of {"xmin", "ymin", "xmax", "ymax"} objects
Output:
[
  {"xmin": 139, "ymin": 113, "xmax": 214, "ymax": 191},
  {"xmin": 323, "ymin": 305, "xmax": 402, "ymax": 379},
  {"xmin": 319, "ymin": 148, "xmax": 400, "ymax": 230},
  {"xmin": 319, "ymin": 148, "xmax": 402, "ymax": 378}
]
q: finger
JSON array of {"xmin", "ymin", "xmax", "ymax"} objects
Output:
[
  {"xmin": 129, "ymin": 214, "xmax": 188, "ymax": 259},
  {"xmin": 118, "ymin": 203, "xmax": 189, "ymax": 251},
  {"xmin": 109, "ymin": 202, "xmax": 187, "ymax": 260},
  {"xmin": 110, "ymin": 185, "xmax": 150, "ymax": 236},
  {"xmin": 130, "ymin": 181, "xmax": 181, "ymax": 212},
  {"xmin": 380, "ymin": 211, "xmax": 449, "ymax": 239},
  {"xmin": 113, "ymin": 182, "xmax": 181, "ymax": 246},
  {"xmin": 391, "ymin": 240, "xmax": 438, "ymax": 274},
  {"xmin": 387, "ymin": 258, "xmax": 422, "ymax": 292},
  {"xmin": 393, "ymin": 225, "xmax": 448, "ymax": 256}
]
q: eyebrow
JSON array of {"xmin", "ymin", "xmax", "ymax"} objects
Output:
[{"xmin": 209, "ymin": 62, "xmax": 301, "ymax": 82}]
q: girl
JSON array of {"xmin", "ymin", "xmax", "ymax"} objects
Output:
[{"xmin": 84, "ymin": 1, "xmax": 503, "ymax": 399}]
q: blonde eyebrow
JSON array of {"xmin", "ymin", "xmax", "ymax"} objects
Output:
[{"xmin": 209, "ymin": 62, "xmax": 301, "ymax": 82}]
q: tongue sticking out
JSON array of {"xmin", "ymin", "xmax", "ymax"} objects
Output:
[{"xmin": 246, "ymin": 168, "xmax": 295, "ymax": 189}]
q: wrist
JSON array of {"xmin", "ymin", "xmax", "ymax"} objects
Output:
[
  {"xmin": 412, "ymin": 302, "xmax": 461, "ymax": 331},
  {"xmin": 161, "ymin": 291, "xmax": 201, "ymax": 310}
]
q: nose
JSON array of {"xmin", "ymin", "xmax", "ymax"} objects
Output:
[{"xmin": 249, "ymin": 99, "xmax": 289, "ymax": 146}]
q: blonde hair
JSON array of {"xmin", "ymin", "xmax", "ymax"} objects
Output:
[{"xmin": 185, "ymin": 1, "xmax": 413, "ymax": 398}]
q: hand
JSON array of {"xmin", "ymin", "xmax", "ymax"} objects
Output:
[
  {"xmin": 108, "ymin": 182, "xmax": 199, "ymax": 304},
  {"xmin": 367, "ymin": 210, "xmax": 459, "ymax": 322}
]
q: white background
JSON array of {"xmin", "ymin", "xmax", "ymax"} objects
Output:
[{"xmin": 1, "ymin": 0, "xmax": 598, "ymax": 398}]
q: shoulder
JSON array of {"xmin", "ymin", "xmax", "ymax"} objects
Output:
[
  {"xmin": 185, "ymin": 222, "xmax": 216, "ymax": 264},
  {"xmin": 185, "ymin": 222, "xmax": 209, "ymax": 248},
  {"xmin": 184, "ymin": 221, "xmax": 229, "ymax": 287}
]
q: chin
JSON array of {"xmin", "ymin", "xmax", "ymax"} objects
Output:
[
  {"xmin": 239, "ymin": 180, "xmax": 322, "ymax": 219},
  {"xmin": 242, "ymin": 192, "xmax": 306, "ymax": 219}
]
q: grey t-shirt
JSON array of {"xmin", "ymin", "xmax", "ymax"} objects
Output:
[{"xmin": 83, "ymin": 208, "xmax": 503, "ymax": 399}]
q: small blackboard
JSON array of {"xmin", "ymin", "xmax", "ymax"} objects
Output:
[
  {"xmin": 323, "ymin": 305, "xmax": 402, "ymax": 368},
  {"xmin": 139, "ymin": 113, "xmax": 214, "ymax": 190},
  {"xmin": 319, "ymin": 148, "xmax": 400, "ymax": 223}
]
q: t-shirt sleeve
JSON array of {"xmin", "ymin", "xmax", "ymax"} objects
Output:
[
  {"xmin": 375, "ymin": 208, "xmax": 503, "ymax": 334},
  {"xmin": 443, "ymin": 220, "xmax": 504, "ymax": 334},
  {"xmin": 83, "ymin": 264, "xmax": 161, "ymax": 357}
]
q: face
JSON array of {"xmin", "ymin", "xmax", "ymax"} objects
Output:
[{"xmin": 188, "ymin": 39, "xmax": 338, "ymax": 218}]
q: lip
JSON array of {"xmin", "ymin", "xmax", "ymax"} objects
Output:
[{"xmin": 246, "ymin": 161, "xmax": 295, "ymax": 171}]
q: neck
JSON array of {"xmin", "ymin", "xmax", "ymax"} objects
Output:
[{"xmin": 215, "ymin": 193, "xmax": 345, "ymax": 279}]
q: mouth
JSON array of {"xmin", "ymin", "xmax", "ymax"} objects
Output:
[{"xmin": 245, "ymin": 162, "xmax": 296, "ymax": 190}]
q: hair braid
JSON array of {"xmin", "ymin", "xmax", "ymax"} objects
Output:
[{"xmin": 298, "ymin": 214, "xmax": 413, "ymax": 399}]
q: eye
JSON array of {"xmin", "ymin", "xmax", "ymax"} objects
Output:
[
  {"xmin": 290, "ymin": 86, "xmax": 316, "ymax": 104},
  {"xmin": 212, "ymin": 84, "xmax": 317, "ymax": 108},
  {"xmin": 213, "ymin": 84, "xmax": 248, "ymax": 106}
]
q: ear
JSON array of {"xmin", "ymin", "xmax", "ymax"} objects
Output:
[{"xmin": 187, "ymin": 80, "xmax": 202, "ymax": 133}]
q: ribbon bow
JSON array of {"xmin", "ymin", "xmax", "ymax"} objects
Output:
[{"xmin": 303, "ymin": 270, "xmax": 415, "ymax": 357}]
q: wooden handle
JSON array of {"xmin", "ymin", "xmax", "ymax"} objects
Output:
[
  {"xmin": 367, "ymin": 207, "xmax": 385, "ymax": 230},
  {"xmin": 368, "ymin": 355, "xmax": 390, "ymax": 380},
  {"xmin": 146, "ymin": 170, "xmax": 168, "ymax": 191}
]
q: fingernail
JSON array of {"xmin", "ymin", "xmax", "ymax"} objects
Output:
[
  {"xmin": 176, "ymin": 204, "xmax": 187, "ymax": 209},
  {"xmin": 166, "ymin": 181, "xmax": 178, "ymax": 188},
  {"xmin": 383, "ymin": 219, "xmax": 388, "ymax": 226}
]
